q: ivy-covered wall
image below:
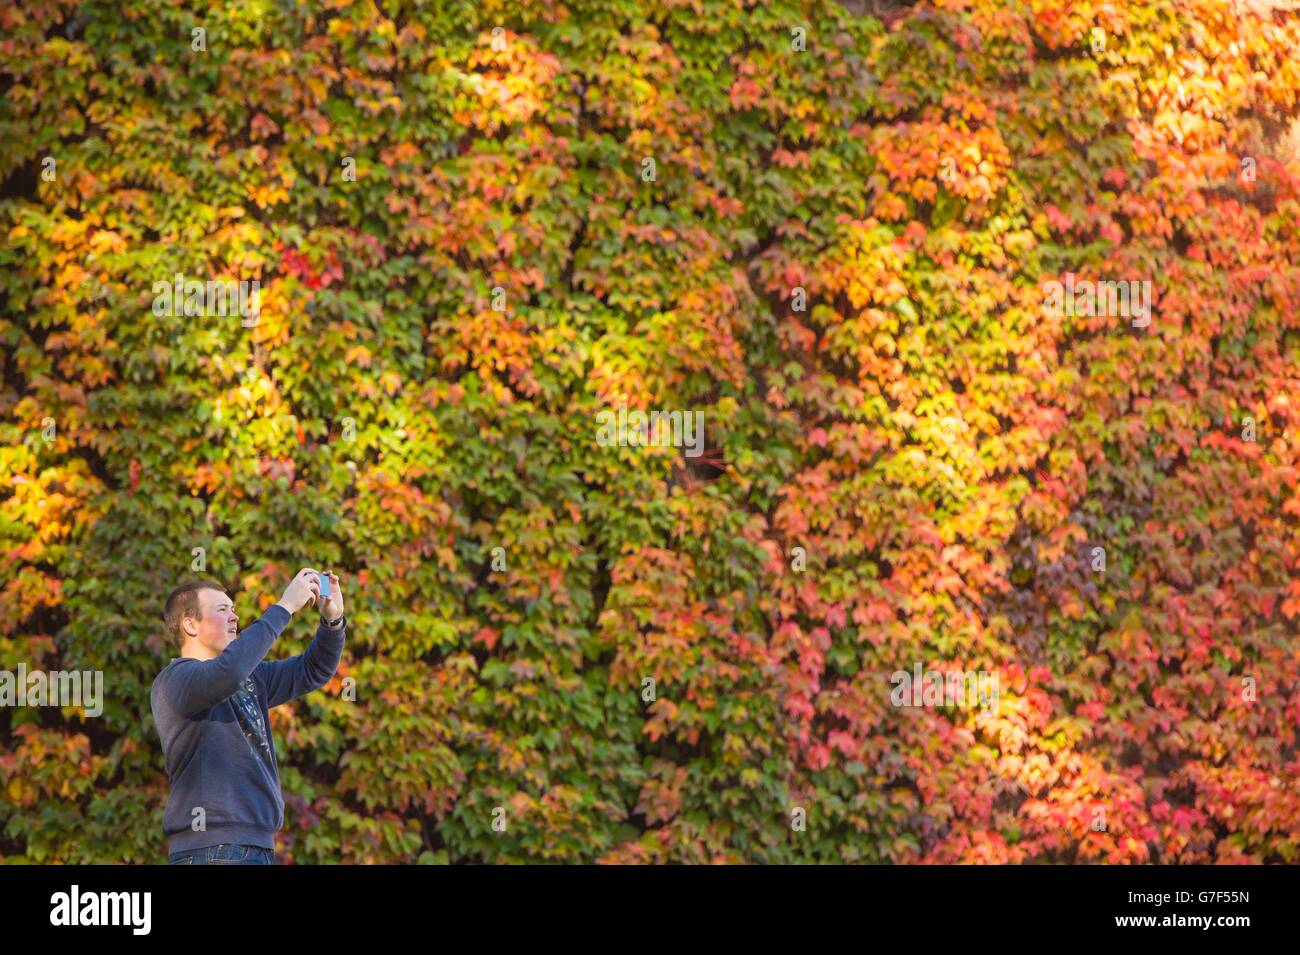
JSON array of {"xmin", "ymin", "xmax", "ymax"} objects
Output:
[{"xmin": 2, "ymin": 0, "xmax": 1298, "ymax": 862}]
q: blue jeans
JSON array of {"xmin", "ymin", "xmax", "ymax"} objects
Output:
[{"xmin": 168, "ymin": 843, "xmax": 275, "ymax": 865}]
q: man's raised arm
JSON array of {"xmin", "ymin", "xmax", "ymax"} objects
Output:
[{"xmin": 257, "ymin": 616, "xmax": 346, "ymax": 708}]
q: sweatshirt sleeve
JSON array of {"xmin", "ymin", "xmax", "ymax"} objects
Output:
[
  {"xmin": 162, "ymin": 604, "xmax": 292, "ymax": 716},
  {"xmin": 255, "ymin": 616, "xmax": 346, "ymax": 708}
]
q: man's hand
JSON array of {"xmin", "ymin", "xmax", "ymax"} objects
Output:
[
  {"xmin": 318, "ymin": 571, "xmax": 344, "ymax": 623},
  {"xmin": 276, "ymin": 567, "xmax": 321, "ymax": 615}
]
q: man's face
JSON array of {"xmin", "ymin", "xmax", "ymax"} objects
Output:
[{"xmin": 187, "ymin": 588, "xmax": 239, "ymax": 654}]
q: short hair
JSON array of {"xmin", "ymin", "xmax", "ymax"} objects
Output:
[{"xmin": 163, "ymin": 580, "xmax": 227, "ymax": 650}]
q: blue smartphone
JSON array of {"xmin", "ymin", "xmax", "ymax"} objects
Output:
[{"xmin": 319, "ymin": 572, "xmax": 330, "ymax": 600}]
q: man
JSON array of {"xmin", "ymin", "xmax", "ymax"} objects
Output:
[{"xmin": 151, "ymin": 567, "xmax": 346, "ymax": 864}]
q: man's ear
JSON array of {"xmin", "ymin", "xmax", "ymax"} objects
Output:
[{"xmin": 183, "ymin": 611, "xmax": 202, "ymax": 638}]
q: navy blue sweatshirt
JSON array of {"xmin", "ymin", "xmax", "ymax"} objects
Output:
[{"xmin": 150, "ymin": 605, "xmax": 345, "ymax": 853}]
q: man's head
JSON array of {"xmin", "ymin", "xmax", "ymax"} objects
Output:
[{"xmin": 163, "ymin": 581, "xmax": 239, "ymax": 659}]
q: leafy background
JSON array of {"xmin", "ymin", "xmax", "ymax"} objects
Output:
[{"xmin": 2, "ymin": 0, "xmax": 1298, "ymax": 863}]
